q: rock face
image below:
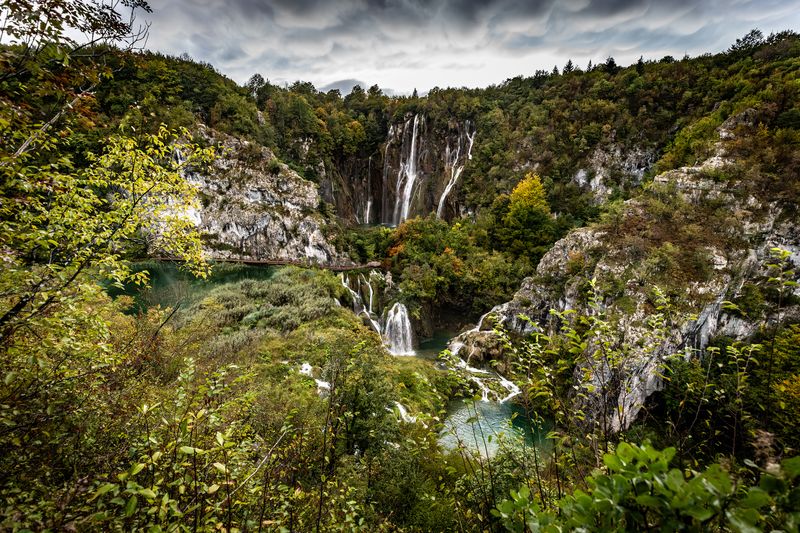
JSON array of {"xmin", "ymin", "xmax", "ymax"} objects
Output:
[
  {"xmin": 453, "ymin": 112, "xmax": 800, "ymax": 432},
  {"xmin": 572, "ymin": 145, "xmax": 655, "ymax": 205},
  {"xmin": 179, "ymin": 128, "xmax": 349, "ymax": 264}
]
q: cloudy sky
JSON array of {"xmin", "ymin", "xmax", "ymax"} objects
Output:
[{"xmin": 140, "ymin": 0, "xmax": 800, "ymax": 94}]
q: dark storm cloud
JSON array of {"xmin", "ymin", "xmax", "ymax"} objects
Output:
[{"xmin": 142, "ymin": 0, "xmax": 800, "ymax": 92}]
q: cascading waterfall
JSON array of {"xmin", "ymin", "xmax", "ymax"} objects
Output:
[
  {"xmin": 446, "ymin": 311, "xmax": 520, "ymax": 403},
  {"xmin": 384, "ymin": 302, "xmax": 415, "ymax": 355},
  {"xmin": 393, "ymin": 401, "xmax": 417, "ymax": 423},
  {"xmin": 437, "ymin": 121, "xmax": 476, "ymax": 219},
  {"xmin": 340, "ymin": 271, "xmax": 387, "ymax": 334},
  {"xmin": 393, "ymin": 114, "xmax": 422, "ymax": 225},
  {"xmin": 340, "ymin": 271, "xmax": 416, "ymax": 356}
]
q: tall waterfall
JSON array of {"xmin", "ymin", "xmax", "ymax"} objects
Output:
[
  {"xmin": 364, "ymin": 155, "xmax": 373, "ymax": 224},
  {"xmin": 437, "ymin": 121, "xmax": 476, "ymax": 219},
  {"xmin": 393, "ymin": 114, "xmax": 422, "ymax": 225},
  {"xmin": 381, "ymin": 125, "xmax": 395, "ymax": 224},
  {"xmin": 384, "ymin": 302, "xmax": 415, "ymax": 355}
]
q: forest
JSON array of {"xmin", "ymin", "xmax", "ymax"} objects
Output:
[{"xmin": 1, "ymin": 1, "xmax": 799, "ymax": 531}]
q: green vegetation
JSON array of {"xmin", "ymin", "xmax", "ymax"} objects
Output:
[{"xmin": 1, "ymin": 1, "xmax": 799, "ymax": 530}]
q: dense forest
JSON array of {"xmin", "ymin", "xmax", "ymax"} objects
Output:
[{"xmin": 1, "ymin": 1, "xmax": 799, "ymax": 531}]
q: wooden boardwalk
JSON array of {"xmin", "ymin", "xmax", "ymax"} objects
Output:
[{"xmin": 150, "ymin": 257, "xmax": 382, "ymax": 272}]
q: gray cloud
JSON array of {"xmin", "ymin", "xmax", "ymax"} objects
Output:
[
  {"xmin": 318, "ymin": 79, "xmax": 368, "ymax": 94},
  {"xmin": 142, "ymin": 0, "xmax": 800, "ymax": 93}
]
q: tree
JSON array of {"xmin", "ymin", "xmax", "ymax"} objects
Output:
[
  {"xmin": 508, "ymin": 173, "xmax": 550, "ymax": 217},
  {"xmin": 493, "ymin": 174, "xmax": 554, "ymax": 260},
  {"xmin": 1, "ymin": 0, "xmax": 210, "ymax": 342},
  {"xmin": 604, "ymin": 56, "xmax": 619, "ymax": 74},
  {"xmin": 636, "ymin": 55, "xmax": 645, "ymax": 75},
  {"xmin": 563, "ymin": 59, "xmax": 574, "ymax": 74},
  {"xmin": 729, "ymin": 28, "xmax": 764, "ymax": 55},
  {"xmin": 246, "ymin": 72, "xmax": 266, "ymax": 97},
  {"xmin": 0, "ymin": 0, "xmax": 214, "ymax": 499}
]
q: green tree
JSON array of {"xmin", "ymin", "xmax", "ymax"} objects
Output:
[
  {"xmin": 494, "ymin": 173, "xmax": 555, "ymax": 260},
  {"xmin": 0, "ymin": 4, "xmax": 214, "ymax": 526}
]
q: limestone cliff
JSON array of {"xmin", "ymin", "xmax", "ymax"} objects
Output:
[
  {"xmin": 179, "ymin": 128, "xmax": 349, "ymax": 264},
  {"xmin": 451, "ymin": 110, "xmax": 800, "ymax": 432}
]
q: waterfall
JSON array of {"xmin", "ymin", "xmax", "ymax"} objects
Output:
[
  {"xmin": 393, "ymin": 114, "xmax": 422, "ymax": 225},
  {"xmin": 393, "ymin": 401, "xmax": 417, "ymax": 423},
  {"xmin": 437, "ymin": 121, "xmax": 476, "ymax": 219},
  {"xmin": 364, "ymin": 155, "xmax": 373, "ymax": 224},
  {"xmin": 446, "ymin": 310, "xmax": 520, "ymax": 403},
  {"xmin": 173, "ymin": 148, "xmax": 186, "ymax": 165},
  {"xmin": 299, "ymin": 362, "xmax": 331, "ymax": 393},
  {"xmin": 381, "ymin": 125, "xmax": 395, "ymax": 224},
  {"xmin": 340, "ymin": 273, "xmax": 365, "ymax": 315},
  {"xmin": 383, "ymin": 302, "xmax": 415, "ymax": 355},
  {"xmin": 359, "ymin": 272, "xmax": 375, "ymax": 314},
  {"xmin": 340, "ymin": 271, "xmax": 383, "ymax": 333}
]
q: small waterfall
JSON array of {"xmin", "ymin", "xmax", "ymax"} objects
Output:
[
  {"xmin": 299, "ymin": 362, "xmax": 331, "ymax": 392},
  {"xmin": 437, "ymin": 121, "xmax": 476, "ymax": 219},
  {"xmin": 173, "ymin": 148, "xmax": 186, "ymax": 165},
  {"xmin": 384, "ymin": 302, "xmax": 415, "ymax": 355},
  {"xmin": 446, "ymin": 310, "xmax": 520, "ymax": 403},
  {"xmin": 364, "ymin": 155, "xmax": 373, "ymax": 224},
  {"xmin": 340, "ymin": 271, "xmax": 384, "ymax": 333},
  {"xmin": 340, "ymin": 273, "xmax": 365, "ymax": 315},
  {"xmin": 393, "ymin": 401, "xmax": 417, "ymax": 423}
]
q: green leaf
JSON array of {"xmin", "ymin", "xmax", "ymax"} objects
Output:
[
  {"xmin": 124, "ymin": 495, "xmax": 138, "ymax": 518},
  {"xmin": 739, "ymin": 488, "xmax": 771, "ymax": 509},
  {"xmin": 782, "ymin": 456, "xmax": 800, "ymax": 480},
  {"xmin": 603, "ymin": 453, "xmax": 623, "ymax": 472},
  {"xmin": 179, "ymin": 446, "xmax": 201, "ymax": 455},
  {"xmin": 684, "ymin": 506, "xmax": 714, "ymax": 521},
  {"xmin": 90, "ymin": 483, "xmax": 117, "ymax": 501},
  {"xmin": 635, "ymin": 494, "xmax": 663, "ymax": 508},
  {"xmin": 207, "ymin": 484, "xmax": 220, "ymax": 494}
]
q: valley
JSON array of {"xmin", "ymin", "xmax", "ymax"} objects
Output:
[{"xmin": 1, "ymin": 2, "xmax": 799, "ymax": 530}]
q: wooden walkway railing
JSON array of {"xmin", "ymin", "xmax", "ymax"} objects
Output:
[{"xmin": 149, "ymin": 257, "xmax": 382, "ymax": 272}]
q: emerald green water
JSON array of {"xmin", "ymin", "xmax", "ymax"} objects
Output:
[
  {"xmin": 416, "ymin": 325, "xmax": 550, "ymax": 457},
  {"xmin": 440, "ymin": 400, "xmax": 551, "ymax": 458},
  {"xmin": 417, "ymin": 328, "xmax": 459, "ymax": 360},
  {"xmin": 106, "ymin": 261, "xmax": 277, "ymax": 312}
]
